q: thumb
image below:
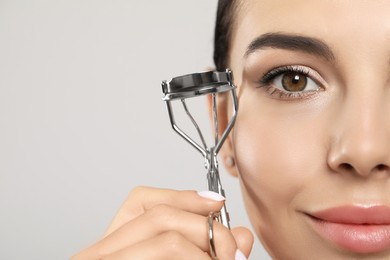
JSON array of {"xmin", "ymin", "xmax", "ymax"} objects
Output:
[{"xmin": 231, "ymin": 226, "xmax": 254, "ymax": 258}]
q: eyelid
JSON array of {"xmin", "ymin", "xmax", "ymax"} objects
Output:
[{"xmin": 259, "ymin": 65, "xmax": 326, "ymax": 88}]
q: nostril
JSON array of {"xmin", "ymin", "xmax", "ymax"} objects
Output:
[
  {"xmin": 376, "ymin": 164, "xmax": 389, "ymax": 172},
  {"xmin": 339, "ymin": 163, "xmax": 389, "ymax": 173},
  {"xmin": 339, "ymin": 163, "xmax": 354, "ymax": 171}
]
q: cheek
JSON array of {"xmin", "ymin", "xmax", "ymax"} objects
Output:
[
  {"xmin": 232, "ymin": 95, "xmax": 327, "ymax": 251},
  {"xmin": 233, "ymin": 110, "xmax": 318, "ymax": 210}
]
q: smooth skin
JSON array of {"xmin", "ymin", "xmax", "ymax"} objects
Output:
[{"xmin": 74, "ymin": 0, "xmax": 390, "ymax": 259}]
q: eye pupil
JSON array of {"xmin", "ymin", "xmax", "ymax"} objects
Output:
[{"xmin": 282, "ymin": 72, "xmax": 307, "ymax": 91}]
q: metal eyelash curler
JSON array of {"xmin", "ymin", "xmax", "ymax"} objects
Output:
[{"xmin": 161, "ymin": 69, "xmax": 238, "ymax": 229}]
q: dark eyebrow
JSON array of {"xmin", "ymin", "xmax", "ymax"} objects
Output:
[{"xmin": 245, "ymin": 32, "xmax": 335, "ymax": 61}]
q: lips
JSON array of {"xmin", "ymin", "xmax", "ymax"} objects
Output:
[{"xmin": 307, "ymin": 206, "xmax": 390, "ymax": 253}]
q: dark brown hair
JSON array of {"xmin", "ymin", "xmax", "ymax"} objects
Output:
[{"xmin": 213, "ymin": 0, "xmax": 237, "ymax": 71}]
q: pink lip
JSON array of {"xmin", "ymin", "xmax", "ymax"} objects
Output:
[{"xmin": 307, "ymin": 206, "xmax": 390, "ymax": 253}]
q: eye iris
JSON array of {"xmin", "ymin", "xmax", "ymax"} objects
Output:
[{"xmin": 281, "ymin": 72, "xmax": 307, "ymax": 91}]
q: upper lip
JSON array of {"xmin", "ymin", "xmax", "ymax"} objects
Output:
[{"xmin": 308, "ymin": 205, "xmax": 390, "ymax": 225}]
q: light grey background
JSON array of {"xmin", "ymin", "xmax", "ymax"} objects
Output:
[{"xmin": 0, "ymin": 1, "xmax": 270, "ymax": 259}]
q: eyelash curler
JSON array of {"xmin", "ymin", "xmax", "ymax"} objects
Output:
[{"xmin": 161, "ymin": 69, "xmax": 238, "ymax": 229}]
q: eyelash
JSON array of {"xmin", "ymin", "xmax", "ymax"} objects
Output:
[{"xmin": 257, "ymin": 65, "xmax": 324, "ymax": 100}]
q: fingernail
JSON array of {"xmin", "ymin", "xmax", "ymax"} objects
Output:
[
  {"xmin": 235, "ymin": 249, "xmax": 247, "ymax": 260},
  {"xmin": 197, "ymin": 191, "xmax": 225, "ymax": 201}
]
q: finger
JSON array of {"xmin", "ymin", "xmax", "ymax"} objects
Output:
[
  {"xmin": 101, "ymin": 231, "xmax": 211, "ymax": 260},
  {"xmin": 105, "ymin": 186, "xmax": 225, "ymax": 236},
  {"xmin": 91, "ymin": 205, "xmax": 237, "ymax": 259},
  {"xmin": 231, "ymin": 226, "xmax": 254, "ymax": 258}
]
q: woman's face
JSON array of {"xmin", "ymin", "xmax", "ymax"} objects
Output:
[{"xmin": 224, "ymin": 0, "xmax": 390, "ymax": 258}]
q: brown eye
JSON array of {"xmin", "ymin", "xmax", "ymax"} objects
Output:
[
  {"xmin": 261, "ymin": 66, "xmax": 322, "ymax": 98},
  {"xmin": 281, "ymin": 72, "xmax": 307, "ymax": 92}
]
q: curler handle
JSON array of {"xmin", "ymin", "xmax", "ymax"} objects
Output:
[{"xmin": 206, "ymin": 149, "xmax": 231, "ymax": 229}]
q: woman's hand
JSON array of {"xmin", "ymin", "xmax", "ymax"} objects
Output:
[{"xmin": 72, "ymin": 186, "xmax": 254, "ymax": 259}]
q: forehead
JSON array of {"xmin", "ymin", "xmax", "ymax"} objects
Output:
[
  {"xmin": 232, "ymin": 0, "xmax": 390, "ymax": 60},
  {"xmin": 238, "ymin": 0, "xmax": 390, "ymax": 30}
]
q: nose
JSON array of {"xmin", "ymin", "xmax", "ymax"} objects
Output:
[{"xmin": 327, "ymin": 90, "xmax": 390, "ymax": 178}]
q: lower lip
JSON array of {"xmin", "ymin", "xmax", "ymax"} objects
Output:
[{"xmin": 307, "ymin": 215, "xmax": 390, "ymax": 253}]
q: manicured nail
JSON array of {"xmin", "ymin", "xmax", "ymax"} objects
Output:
[
  {"xmin": 197, "ymin": 191, "xmax": 225, "ymax": 201},
  {"xmin": 235, "ymin": 249, "xmax": 247, "ymax": 260}
]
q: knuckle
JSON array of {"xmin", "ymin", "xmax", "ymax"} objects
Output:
[
  {"xmin": 147, "ymin": 204, "xmax": 175, "ymax": 220},
  {"xmin": 160, "ymin": 231, "xmax": 186, "ymax": 254},
  {"xmin": 145, "ymin": 204, "xmax": 180, "ymax": 229},
  {"xmin": 127, "ymin": 185, "xmax": 149, "ymax": 199}
]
